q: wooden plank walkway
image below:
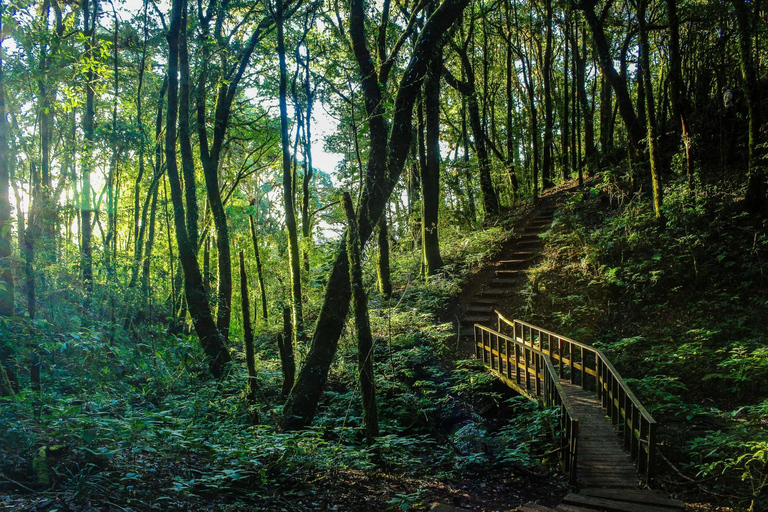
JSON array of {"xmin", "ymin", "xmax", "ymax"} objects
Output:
[{"xmin": 561, "ymin": 385, "xmax": 640, "ymax": 489}]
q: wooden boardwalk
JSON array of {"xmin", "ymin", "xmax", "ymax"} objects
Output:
[
  {"xmin": 459, "ymin": 205, "xmax": 684, "ymax": 511},
  {"xmin": 475, "ymin": 318, "xmax": 685, "ymax": 511}
]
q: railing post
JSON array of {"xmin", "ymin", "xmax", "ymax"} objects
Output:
[
  {"xmin": 558, "ymin": 337, "xmax": 563, "ymax": 379},
  {"xmin": 647, "ymin": 422, "xmax": 656, "ymax": 483},
  {"xmin": 580, "ymin": 346, "xmax": 586, "ymax": 389},
  {"xmin": 534, "ymin": 353, "xmax": 541, "ymax": 396}
]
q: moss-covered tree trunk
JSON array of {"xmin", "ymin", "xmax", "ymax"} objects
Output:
[
  {"xmin": 239, "ymin": 251, "xmax": 258, "ymax": 406},
  {"xmin": 377, "ymin": 213, "xmax": 392, "ymax": 298},
  {"xmin": 249, "ymin": 211, "xmax": 268, "ymax": 322},
  {"xmin": 276, "ymin": 0, "xmax": 304, "ymax": 341},
  {"xmin": 639, "ymin": 0, "xmax": 664, "ymax": 222},
  {"xmin": 422, "ymin": 44, "xmax": 444, "ymax": 276},
  {"xmin": 343, "ymin": 193, "xmax": 379, "ymax": 444}
]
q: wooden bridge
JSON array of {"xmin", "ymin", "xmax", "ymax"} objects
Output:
[{"xmin": 474, "ymin": 314, "xmax": 685, "ymax": 511}]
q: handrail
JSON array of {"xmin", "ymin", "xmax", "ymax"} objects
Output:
[
  {"xmin": 473, "ymin": 323, "xmax": 579, "ymax": 484},
  {"xmin": 488, "ymin": 313, "xmax": 657, "ymax": 483}
]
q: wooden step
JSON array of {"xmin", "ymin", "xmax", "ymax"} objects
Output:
[
  {"xmin": 578, "ymin": 489, "xmax": 684, "ymax": 510},
  {"xmin": 562, "ymin": 493, "xmax": 682, "ymax": 512},
  {"xmin": 478, "ymin": 288, "xmax": 510, "ymax": 296},
  {"xmin": 463, "ymin": 314, "xmax": 493, "ymax": 323},
  {"xmin": 471, "ymin": 296, "xmax": 499, "ymax": 304},
  {"xmin": 518, "ymin": 234, "xmax": 541, "ymax": 242},
  {"xmin": 555, "ymin": 506, "xmax": 594, "ymax": 512},
  {"xmin": 497, "ymin": 258, "xmax": 530, "ymax": 267},
  {"xmin": 516, "ymin": 504, "xmax": 558, "ymax": 512},
  {"xmin": 466, "ymin": 304, "xmax": 494, "ymax": 313},
  {"xmin": 490, "ymin": 278, "xmax": 518, "ymax": 287},
  {"xmin": 509, "ymin": 251, "xmax": 535, "ymax": 258},
  {"xmin": 459, "ymin": 328, "xmax": 475, "ymax": 338},
  {"xmin": 494, "ymin": 269, "xmax": 521, "ymax": 278}
]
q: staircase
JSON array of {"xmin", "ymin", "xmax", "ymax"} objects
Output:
[{"xmin": 453, "ymin": 199, "xmax": 685, "ymax": 512}]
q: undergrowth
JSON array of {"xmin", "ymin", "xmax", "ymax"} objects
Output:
[
  {"xmin": 523, "ymin": 174, "xmax": 768, "ymax": 510},
  {"xmin": 0, "ymin": 210, "xmax": 564, "ymax": 511}
]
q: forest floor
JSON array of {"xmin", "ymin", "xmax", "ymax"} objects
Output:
[{"xmin": 4, "ymin": 174, "xmax": 762, "ymax": 512}]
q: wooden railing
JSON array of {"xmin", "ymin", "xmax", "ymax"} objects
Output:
[
  {"xmin": 476, "ymin": 313, "xmax": 657, "ymax": 483},
  {"xmin": 474, "ymin": 322, "xmax": 579, "ymax": 484}
]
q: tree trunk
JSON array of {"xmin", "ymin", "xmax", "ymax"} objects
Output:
[
  {"xmin": 541, "ymin": 0, "xmax": 554, "ymax": 189},
  {"xmin": 571, "ymin": 21, "xmax": 596, "ymax": 172},
  {"xmin": 422, "ymin": 48, "xmax": 444, "ymax": 276},
  {"xmin": 279, "ymin": 307, "xmax": 295, "ymax": 398},
  {"xmin": 343, "ymin": 192, "xmax": 379, "ymax": 445},
  {"xmin": 179, "ymin": 1, "xmax": 199, "ymax": 255},
  {"xmin": 377, "ymin": 212, "xmax": 392, "ymax": 298},
  {"xmin": 81, "ymin": 0, "xmax": 97, "ymax": 300},
  {"xmin": 277, "ymin": 0, "xmax": 304, "ymax": 340},
  {"xmin": 562, "ymin": 17, "xmax": 570, "ymax": 181},
  {"xmin": 248, "ymin": 211, "xmax": 268, "ymax": 321},
  {"xmin": 639, "ymin": 0, "xmax": 664, "ymax": 222},
  {"xmin": 239, "ymin": 251, "xmax": 258, "ymax": 406},
  {"xmin": 733, "ymin": 0, "xmax": 765, "ymax": 215},
  {"xmin": 165, "ymin": 0, "xmax": 231, "ymax": 378},
  {"xmin": 580, "ymin": 0, "xmax": 644, "ymax": 154},
  {"xmin": 443, "ymin": 49, "xmax": 499, "ymax": 219},
  {"xmin": 0, "ymin": 24, "xmax": 14, "ymax": 316},
  {"xmin": 282, "ymin": 0, "xmax": 468, "ymax": 429}
]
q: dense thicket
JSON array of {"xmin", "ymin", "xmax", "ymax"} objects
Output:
[{"xmin": 0, "ymin": 0, "xmax": 766, "ymax": 508}]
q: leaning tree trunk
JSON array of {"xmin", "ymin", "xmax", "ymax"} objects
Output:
[{"xmin": 282, "ymin": 0, "xmax": 469, "ymax": 430}]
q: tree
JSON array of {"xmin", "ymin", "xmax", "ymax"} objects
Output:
[
  {"xmin": 164, "ymin": 0, "xmax": 231, "ymax": 378},
  {"xmin": 282, "ymin": 0, "xmax": 470, "ymax": 429}
]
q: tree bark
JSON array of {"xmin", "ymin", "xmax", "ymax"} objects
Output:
[
  {"xmin": 81, "ymin": 0, "xmax": 98, "ymax": 300},
  {"xmin": 541, "ymin": 0, "xmax": 554, "ymax": 189},
  {"xmin": 279, "ymin": 307, "xmax": 295, "ymax": 398},
  {"xmin": 580, "ymin": 0, "xmax": 644, "ymax": 153}
]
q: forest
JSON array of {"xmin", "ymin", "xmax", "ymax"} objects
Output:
[{"xmin": 0, "ymin": 0, "xmax": 766, "ymax": 509}]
